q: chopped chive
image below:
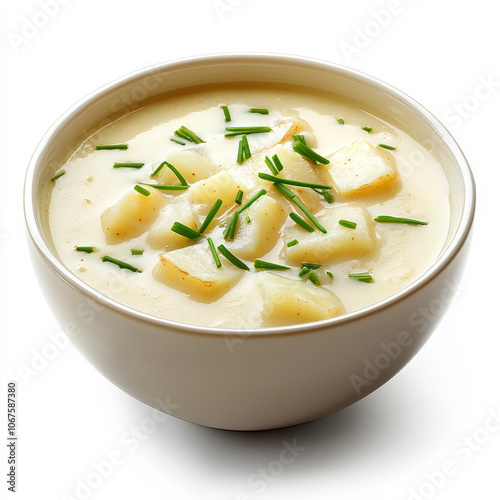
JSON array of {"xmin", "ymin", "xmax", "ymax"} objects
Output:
[
  {"xmin": 274, "ymin": 182, "xmax": 296, "ymax": 199},
  {"xmin": 207, "ymin": 238, "xmax": 221, "ymax": 269},
  {"xmin": 171, "ymin": 222, "xmax": 202, "ymax": 240},
  {"xmin": 299, "ymin": 267, "xmax": 312, "ymax": 277},
  {"xmin": 75, "ymin": 246, "xmax": 95, "ymax": 253},
  {"xmin": 241, "ymin": 134, "xmax": 251, "ymax": 159},
  {"xmin": 292, "ymin": 134, "xmax": 306, "ymax": 145},
  {"xmin": 223, "ymin": 189, "xmax": 267, "ymax": 239},
  {"xmin": 237, "ymin": 139, "xmax": 245, "ymax": 164},
  {"xmin": 102, "ymin": 255, "xmax": 141, "ymax": 273},
  {"xmin": 138, "ymin": 183, "xmax": 188, "ymax": 191},
  {"xmin": 264, "ymin": 156, "xmax": 279, "ymax": 175},
  {"xmin": 221, "ymin": 105, "xmax": 231, "ymax": 122},
  {"xmin": 159, "ymin": 161, "xmax": 188, "ymax": 185},
  {"xmin": 374, "ymin": 215, "xmax": 428, "ymax": 225},
  {"xmin": 258, "ymin": 172, "xmax": 331, "ymax": 190},
  {"xmin": 131, "ymin": 249, "xmax": 144, "ymax": 255},
  {"xmin": 291, "ymin": 198, "xmax": 327, "ymax": 233},
  {"xmin": 151, "ymin": 162, "xmax": 167, "ymax": 177},
  {"xmin": 51, "ymin": 170, "xmax": 66, "ymax": 182},
  {"xmin": 199, "ymin": 198, "xmax": 223, "ymax": 234},
  {"xmin": 238, "ymin": 188, "xmax": 267, "ymax": 213},
  {"xmin": 217, "ymin": 244, "xmax": 250, "ymax": 271},
  {"xmin": 235, "ymin": 190, "xmax": 244, "ymax": 204},
  {"xmin": 362, "ymin": 127, "xmax": 373, "ymax": 133},
  {"xmin": 170, "ymin": 138, "xmax": 186, "ymax": 145},
  {"xmin": 249, "ymin": 108, "xmax": 269, "ymax": 115},
  {"xmin": 313, "ymin": 188, "xmax": 334, "ymax": 203},
  {"xmin": 271, "ymin": 154, "xmax": 284, "ymax": 172},
  {"xmin": 113, "ymin": 163, "xmax": 144, "ymax": 169},
  {"xmin": 339, "ymin": 219, "xmax": 357, "ymax": 229},
  {"xmin": 349, "ymin": 272, "xmax": 373, "ymax": 283},
  {"xmin": 302, "ymin": 263, "xmax": 322, "ymax": 270},
  {"xmin": 378, "ymin": 144, "xmax": 396, "ymax": 151},
  {"xmin": 174, "ymin": 126, "xmax": 204, "ymax": 144},
  {"xmin": 292, "ymin": 141, "xmax": 330, "ymax": 165},
  {"xmin": 309, "ymin": 271, "xmax": 321, "ymax": 285},
  {"xmin": 287, "ymin": 239, "xmax": 299, "ymax": 247},
  {"xmin": 225, "ymin": 126, "xmax": 272, "ymax": 137},
  {"xmin": 289, "ymin": 212, "xmax": 314, "ymax": 232},
  {"xmin": 246, "ymin": 215, "xmax": 251, "ymax": 224},
  {"xmin": 327, "ymin": 271, "xmax": 333, "ymax": 279},
  {"xmin": 134, "ymin": 185, "xmax": 150, "ymax": 196},
  {"xmin": 95, "ymin": 144, "xmax": 128, "ymax": 150},
  {"xmin": 338, "ymin": 119, "xmax": 345, "ymax": 125},
  {"xmin": 254, "ymin": 260, "xmax": 290, "ymax": 270}
]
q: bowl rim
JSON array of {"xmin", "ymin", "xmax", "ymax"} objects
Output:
[{"xmin": 23, "ymin": 52, "xmax": 476, "ymax": 338}]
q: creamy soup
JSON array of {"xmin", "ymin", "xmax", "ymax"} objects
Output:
[{"xmin": 47, "ymin": 84, "xmax": 450, "ymax": 329}]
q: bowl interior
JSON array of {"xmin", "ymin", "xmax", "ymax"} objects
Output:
[{"xmin": 25, "ymin": 54, "xmax": 474, "ymax": 330}]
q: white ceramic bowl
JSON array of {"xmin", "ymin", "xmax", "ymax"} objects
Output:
[{"xmin": 24, "ymin": 54, "xmax": 475, "ymax": 430}]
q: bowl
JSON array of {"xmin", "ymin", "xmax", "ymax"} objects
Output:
[{"xmin": 24, "ymin": 54, "xmax": 475, "ymax": 431}]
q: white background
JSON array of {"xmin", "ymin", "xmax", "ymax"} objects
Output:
[{"xmin": 1, "ymin": 1, "xmax": 498, "ymax": 499}]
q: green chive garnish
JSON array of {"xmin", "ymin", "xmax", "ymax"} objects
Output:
[
  {"xmin": 309, "ymin": 271, "xmax": 321, "ymax": 285},
  {"xmin": 221, "ymin": 105, "xmax": 231, "ymax": 122},
  {"xmin": 292, "ymin": 141, "xmax": 330, "ymax": 165},
  {"xmin": 131, "ymin": 249, "xmax": 144, "ymax": 255},
  {"xmin": 362, "ymin": 127, "xmax": 372, "ymax": 133},
  {"xmin": 374, "ymin": 215, "xmax": 428, "ymax": 225},
  {"xmin": 264, "ymin": 156, "xmax": 279, "ymax": 175},
  {"xmin": 95, "ymin": 144, "xmax": 128, "ymax": 150},
  {"xmin": 327, "ymin": 271, "xmax": 333, "ymax": 279},
  {"xmin": 338, "ymin": 119, "xmax": 345, "ymax": 125},
  {"xmin": 174, "ymin": 126, "xmax": 204, "ymax": 144},
  {"xmin": 287, "ymin": 239, "xmax": 299, "ymax": 247},
  {"xmin": 102, "ymin": 255, "xmax": 141, "ymax": 273},
  {"xmin": 225, "ymin": 126, "xmax": 272, "ymax": 137},
  {"xmin": 249, "ymin": 108, "xmax": 269, "ymax": 115},
  {"xmin": 289, "ymin": 212, "xmax": 314, "ymax": 232},
  {"xmin": 272, "ymin": 154, "xmax": 284, "ymax": 172},
  {"xmin": 151, "ymin": 162, "xmax": 166, "ymax": 177},
  {"xmin": 246, "ymin": 215, "xmax": 251, "ymax": 224},
  {"xmin": 199, "ymin": 199, "xmax": 223, "ymax": 234},
  {"xmin": 134, "ymin": 185, "xmax": 150, "ymax": 196},
  {"xmin": 258, "ymin": 172, "xmax": 331, "ymax": 190},
  {"xmin": 217, "ymin": 245, "xmax": 250, "ymax": 271},
  {"xmin": 113, "ymin": 163, "xmax": 144, "ymax": 169},
  {"xmin": 339, "ymin": 219, "xmax": 357, "ymax": 229},
  {"xmin": 51, "ymin": 170, "xmax": 66, "ymax": 182},
  {"xmin": 302, "ymin": 262, "xmax": 322, "ymax": 270},
  {"xmin": 171, "ymin": 222, "xmax": 202, "ymax": 240},
  {"xmin": 313, "ymin": 188, "xmax": 334, "ymax": 203},
  {"xmin": 241, "ymin": 134, "xmax": 251, "ymax": 159},
  {"xmin": 292, "ymin": 134, "xmax": 306, "ymax": 145},
  {"xmin": 237, "ymin": 139, "xmax": 245, "ymax": 164},
  {"xmin": 75, "ymin": 246, "xmax": 95, "ymax": 253},
  {"xmin": 138, "ymin": 183, "xmax": 189, "ymax": 191},
  {"xmin": 349, "ymin": 272, "xmax": 373, "ymax": 283},
  {"xmin": 207, "ymin": 238, "xmax": 221, "ymax": 268},
  {"xmin": 159, "ymin": 161, "xmax": 188, "ymax": 185},
  {"xmin": 235, "ymin": 190, "xmax": 244, "ymax": 205},
  {"xmin": 254, "ymin": 260, "xmax": 290, "ymax": 270},
  {"xmin": 298, "ymin": 267, "xmax": 312, "ymax": 277},
  {"xmin": 170, "ymin": 138, "xmax": 186, "ymax": 145},
  {"xmin": 378, "ymin": 144, "xmax": 396, "ymax": 151},
  {"xmin": 223, "ymin": 189, "xmax": 267, "ymax": 239}
]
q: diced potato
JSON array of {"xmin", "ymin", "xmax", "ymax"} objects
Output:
[
  {"xmin": 279, "ymin": 117, "xmax": 317, "ymax": 146},
  {"xmin": 188, "ymin": 170, "xmax": 244, "ymax": 215},
  {"xmin": 284, "ymin": 205, "xmax": 375, "ymax": 265},
  {"xmin": 226, "ymin": 195, "xmax": 286, "ymax": 260},
  {"xmin": 154, "ymin": 148, "xmax": 218, "ymax": 185},
  {"xmin": 146, "ymin": 201, "xmax": 201, "ymax": 250},
  {"xmin": 101, "ymin": 187, "xmax": 165, "ymax": 244},
  {"xmin": 153, "ymin": 245, "xmax": 244, "ymax": 302},
  {"xmin": 327, "ymin": 139, "xmax": 398, "ymax": 197},
  {"xmin": 258, "ymin": 273, "xmax": 345, "ymax": 325},
  {"xmin": 269, "ymin": 146, "xmax": 331, "ymax": 214}
]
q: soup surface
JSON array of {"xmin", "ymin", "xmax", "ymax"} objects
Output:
[{"xmin": 47, "ymin": 84, "xmax": 450, "ymax": 329}]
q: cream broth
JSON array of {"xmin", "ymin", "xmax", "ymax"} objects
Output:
[{"xmin": 47, "ymin": 84, "xmax": 450, "ymax": 329}]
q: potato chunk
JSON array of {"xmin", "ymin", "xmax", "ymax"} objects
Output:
[
  {"xmin": 226, "ymin": 195, "xmax": 286, "ymax": 260},
  {"xmin": 188, "ymin": 170, "xmax": 244, "ymax": 215},
  {"xmin": 101, "ymin": 187, "xmax": 165, "ymax": 244},
  {"xmin": 328, "ymin": 140, "xmax": 398, "ymax": 197},
  {"xmin": 153, "ymin": 245, "xmax": 244, "ymax": 302},
  {"xmin": 146, "ymin": 201, "xmax": 200, "ymax": 250},
  {"xmin": 284, "ymin": 205, "xmax": 375, "ymax": 265},
  {"xmin": 154, "ymin": 148, "xmax": 218, "ymax": 185},
  {"xmin": 258, "ymin": 274, "xmax": 345, "ymax": 326}
]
